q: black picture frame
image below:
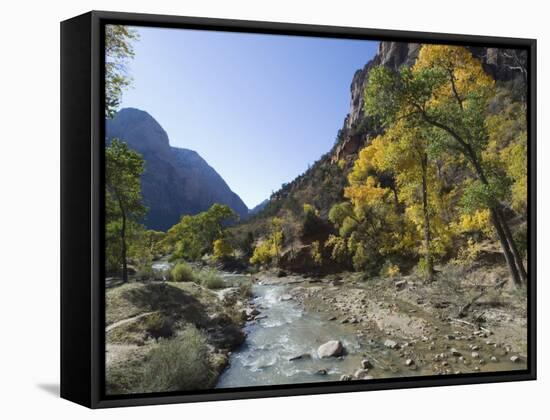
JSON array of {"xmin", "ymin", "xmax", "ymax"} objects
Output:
[{"xmin": 60, "ymin": 10, "xmax": 537, "ymax": 409}]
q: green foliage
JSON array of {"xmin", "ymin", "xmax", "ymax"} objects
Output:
[
  {"xmin": 346, "ymin": 44, "xmax": 528, "ymax": 284},
  {"xmin": 379, "ymin": 260, "xmax": 400, "ymax": 278},
  {"xmin": 197, "ymin": 270, "xmax": 225, "ymax": 290},
  {"xmin": 166, "ymin": 204, "xmax": 237, "ymax": 261},
  {"xmin": 310, "ymin": 241, "xmax": 323, "ymax": 266},
  {"xmin": 143, "ymin": 313, "xmax": 174, "ymax": 340},
  {"xmin": 105, "ymin": 25, "xmax": 139, "ymax": 118},
  {"xmin": 140, "ymin": 327, "xmax": 215, "ymax": 392},
  {"xmin": 105, "ymin": 139, "xmax": 146, "ymax": 280},
  {"xmin": 301, "ymin": 203, "xmax": 323, "ymax": 238},
  {"xmin": 171, "ymin": 263, "xmax": 196, "ymax": 283},
  {"xmin": 212, "ymin": 238, "xmax": 234, "ymax": 261},
  {"xmin": 250, "ymin": 217, "xmax": 284, "ymax": 266}
]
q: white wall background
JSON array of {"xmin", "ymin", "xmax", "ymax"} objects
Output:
[{"xmin": 0, "ymin": 0, "xmax": 546, "ymax": 417}]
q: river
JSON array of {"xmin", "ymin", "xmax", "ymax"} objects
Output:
[{"xmin": 216, "ymin": 277, "xmax": 365, "ymax": 388}]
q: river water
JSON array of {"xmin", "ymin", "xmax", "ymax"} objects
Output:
[{"xmin": 216, "ymin": 280, "xmax": 365, "ymax": 388}]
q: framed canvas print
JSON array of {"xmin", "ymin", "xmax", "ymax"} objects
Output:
[{"xmin": 60, "ymin": 11, "xmax": 536, "ymax": 408}]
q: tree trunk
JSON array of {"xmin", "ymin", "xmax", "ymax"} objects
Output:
[
  {"xmin": 465, "ymin": 150, "xmax": 524, "ymax": 288},
  {"xmin": 421, "ymin": 155, "xmax": 434, "ymax": 283},
  {"xmin": 120, "ymin": 209, "xmax": 128, "ymax": 283},
  {"xmin": 417, "ymin": 114, "xmax": 526, "ymax": 287},
  {"xmin": 489, "ymin": 207, "xmax": 522, "ymax": 287},
  {"xmin": 495, "ymin": 207, "xmax": 528, "ymax": 284}
]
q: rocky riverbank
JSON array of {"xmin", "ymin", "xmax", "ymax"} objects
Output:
[{"xmin": 250, "ymin": 261, "xmax": 527, "ymax": 380}]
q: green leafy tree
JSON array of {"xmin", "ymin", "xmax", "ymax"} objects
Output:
[
  {"xmin": 166, "ymin": 204, "xmax": 237, "ymax": 261},
  {"xmin": 105, "ymin": 25, "xmax": 139, "ymax": 118},
  {"xmin": 250, "ymin": 218, "xmax": 284, "ymax": 266},
  {"xmin": 364, "ymin": 45, "xmax": 527, "ymax": 287},
  {"xmin": 105, "ymin": 139, "xmax": 146, "ymax": 282},
  {"xmin": 213, "ymin": 238, "xmax": 234, "ymax": 261}
]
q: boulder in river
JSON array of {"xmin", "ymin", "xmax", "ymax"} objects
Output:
[{"xmin": 318, "ymin": 340, "xmax": 344, "ymax": 358}]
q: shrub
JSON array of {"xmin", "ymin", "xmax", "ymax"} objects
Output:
[
  {"xmin": 198, "ymin": 270, "xmax": 226, "ymax": 290},
  {"xmin": 310, "ymin": 241, "xmax": 323, "ymax": 266},
  {"xmin": 456, "ymin": 238, "xmax": 483, "ymax": 264},
  {"xmin": 238, "ymin": 279, "xmax": 253, "ymax": 298},
  {"xmin": 140, "ymin": 326, "xmax": 215, "ymax": 392},
  {"xmin": 302, "ymin": 203, "xmax": 322, "ymax": 238},
  {"xmin": 380, "ymin": 260, "xmax": 400, "ymax": 278},
  {"xmin": 171, "ymin": 262, "xmax": 196, "ymax": 283},
  {"xmin": 143, "ymin": 312, "xmax": 173, "ymax": 340},
  {"xmin": 135, "ymin": 265, "xmax": 155, "ymax": 281}
]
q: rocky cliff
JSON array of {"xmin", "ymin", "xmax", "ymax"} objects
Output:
[
  {"xmin": 333, "ymin": 41, "xmax": 527, "ymax": 163},
  {"xmin": 106, "ymin": 108, "xmax": 249, "ymax": 231}
]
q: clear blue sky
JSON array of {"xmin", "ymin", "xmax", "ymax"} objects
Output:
[{"xmin": 119, "ymin": 26, "xmax": 378, "ymax": 209}]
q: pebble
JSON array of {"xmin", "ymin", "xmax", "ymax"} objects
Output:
[
  {"xmin": 405, "ymin": 359, "xmax": 415, "ymax": 366},
  {"xmin": 361, "ymin": 359, "xmax": 373, "ymax": 369},
  {"xmin": 384, "ymin": 339, "xmax": 400, "ymax": 349},
  {"xmin": 340, "ymin": 374, "xmax": 353, "ymax": 381},
  {"xmin": 471, "ymin": 352, "xmax": 480, "ymax": 359},
  {"xmin": 450, "ymin": 348, "xmax": 462, "ymax": 357},
  {"xmin": 510, "ymin": 355, "xmax": 521, "ymax": 363},
  {"xmin": 316, "ymin": 369, "xmax": 328, "ymax": 375},
  {"xmin": 490, "ymin": 356, "xmax": 499, "ymax": 362},
  {"xmin": 354, "ymin": 368, "xmax": 370, "ymax": 379}
]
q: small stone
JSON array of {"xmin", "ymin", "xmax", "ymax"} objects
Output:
[
  {"xmin": 446, "ymin": 334, "xmax": 455, "ymax": 340},
  {"xmin": 471, "ymin": 352, "xmax": 480, "ymax": 359},
  {"xmin": 316, "ymin": 369, "xmax": 328, "ymax": 375},
  {"xmin": 340, "ymin": 374, "xmax": 352, "ymax": 381},
  {"xmin": 361, "ymin": 359, "xmax": 373, "ymax": 369},
  {"xmin": 341, "ymin": 318, "xmax": 349, "ymax": 324},
  {"xmin": 490, "ymin": 356, "xmax": 499, "ymax": 362},
  {"xmin": 471, "ymin": 345, "xmax": 480, "ymax": 351},
  {"xmin": 395, "ymin": 280, "xmax": 407, "ymax": 290},
  {"xmin": 450, "ymin": 348, "xmax": 462, "ymax": 357},
  {"xmin": 384, "ymin": 339, "xmax": 400, "ymax": 349},
  {"xmin": 510, "ymin": 355, "xmax": 521, "ymax": 363},
  {"xmin": 328, "ymin": 316, "xmax": 337, "ymax": 321},
  {"xmin": 288, "ymin": 353, "xmax": 311, "ymax": 361},
  {"xmin": 405, "ymin": 359, "xmax": 415, "ymax": 366},
  {"xmin": 354, "ymin": 368, "xmax": 370, "ymax": 379}
]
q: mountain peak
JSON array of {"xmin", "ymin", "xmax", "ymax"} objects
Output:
[{"xmin": 106, "ymin": 109, "xmax": 249, "ymax": 231}]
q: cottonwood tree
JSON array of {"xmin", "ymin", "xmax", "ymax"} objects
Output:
[
  {"xmin": 106, "ymin": 139, "xmax": 146, "ymax": 282},
  {"xmin": 364, "ymin": 45, "xmax": 527, "ymax": 287}
]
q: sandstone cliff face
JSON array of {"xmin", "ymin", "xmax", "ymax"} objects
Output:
[{"xmin": 106, "ymin": 108, "xmax": 249, "ymax": 231}]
